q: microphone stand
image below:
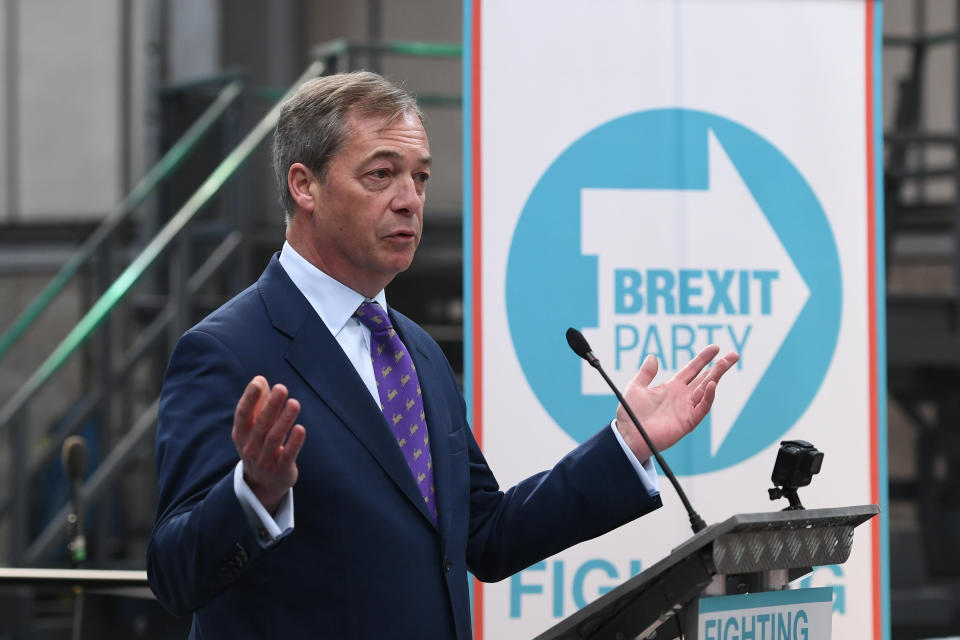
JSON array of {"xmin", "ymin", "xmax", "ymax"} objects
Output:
[
  {"xmin": 63, "ymin": 436, "xmax": 87, "ymax": 640},
  {"xmin": 566, "ymin": 328, "xmax": 707, "ymax": 534}
]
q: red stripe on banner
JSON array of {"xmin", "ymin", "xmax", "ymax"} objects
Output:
[
  {"xmin": 471, "ymin": 1, "xmax": 484, "ymax": 637},
  {"xmin": 864, "ymin": 2, "xmax": 881, "ymax": 638}
]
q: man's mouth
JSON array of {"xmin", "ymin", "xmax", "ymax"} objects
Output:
[{"xmin": 388, "ymin": 230, "xmax": 417, "ymax": 240}]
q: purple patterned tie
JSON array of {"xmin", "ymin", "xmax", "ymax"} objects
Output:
[{"xmin": 355, "ymin": 301, "xmax": 437, "ymax": 525}]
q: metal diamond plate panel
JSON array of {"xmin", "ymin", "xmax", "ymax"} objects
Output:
[{"xmin": 712, "ymin": 524, "xmax": 855, "ymax": 574}]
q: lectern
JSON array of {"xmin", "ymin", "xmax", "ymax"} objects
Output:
[{"xmin": 534, "ymin": 504, "xmax": 879, "ymax": 640}]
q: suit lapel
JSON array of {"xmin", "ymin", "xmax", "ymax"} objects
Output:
[{"xmin": 258, "ymin": 257, "xmax": 437, "ymax": 527}]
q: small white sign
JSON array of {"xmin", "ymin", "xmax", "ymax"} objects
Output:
[{"xmin": 698, "ymin": 588, "xmax": 834, "ymax": 640}]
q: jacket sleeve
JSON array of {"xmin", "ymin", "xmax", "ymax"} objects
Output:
[
  {"xmin": 410, "ymin": 353, "xmax": 662, "ymax": 582},
  {"xmin": 146, "ymin": 329, "xmax": 290, "ymax": 615},
  {"xmin": 464, "ymin": 423, "xmax": 662, "ymax": 582}
]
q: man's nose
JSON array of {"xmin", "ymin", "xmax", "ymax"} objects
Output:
[{"xmin": 390, "ymin": 176, "xmax": 423, "ymax": 216}]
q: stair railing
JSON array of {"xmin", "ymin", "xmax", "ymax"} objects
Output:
[
  {"xmin": 0, "ymin": 60, "xmax": 326, "ymax": 564},
  {"xmin": 0, "ymin": 78, "xmax": 243, "ymax": 364}
]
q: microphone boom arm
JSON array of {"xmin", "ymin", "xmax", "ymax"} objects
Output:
[{"xmin": 566, "ymin": 328, "xmax": 707, "ymax": 534}]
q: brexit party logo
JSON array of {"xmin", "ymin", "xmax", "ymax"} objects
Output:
[{"xmin": 505, "ymin": 110, "xmax": 841, "ymax": 474}]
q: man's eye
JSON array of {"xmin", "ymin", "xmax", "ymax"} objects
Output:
[
  {"xmin": 369, "ymin": 169, "xmax": 390, "ymax": 179},
  {"xmin": 416, "ymin": 172, "xmax": 430, "ymax": 184}
]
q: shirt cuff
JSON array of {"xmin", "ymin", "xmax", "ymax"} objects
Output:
[
  {"xmin": 609, "ymin": 420, "xmax": 660, "ymax": 496},
  {"xmin": 232, "ymin": 461, "xmax": 294, "ymax": 544}
]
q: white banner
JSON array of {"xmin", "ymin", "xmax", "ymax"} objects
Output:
[{"xmin": 463, "ymin": 1, "xmax": 886, "ymax": 638}]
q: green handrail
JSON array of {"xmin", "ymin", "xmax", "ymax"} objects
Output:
[
  {"xmin": 0, "ymin": 60, "xmax": 325, "ymax": 431},
  {"xmin": 383, "ymin": 41, "xmax": 462, "ymax": 58},
  {"xmin": 0, "ymin": 79, "xmax": 244, "ymax": 363},
  {"xmin": 311, "ymin": 39, "xmax": 462, "ymax": 61}
]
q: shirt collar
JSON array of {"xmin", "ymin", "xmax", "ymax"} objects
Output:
[{"xmin": 278, "ymin": 241, "xmax": 388, "ymax": 337}]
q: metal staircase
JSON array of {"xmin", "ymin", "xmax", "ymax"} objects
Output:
[
  {"xmin": 884, "ymin": 3, "xmax": 960, "ymax": 637},
  {"xmin": 0, "ymin": 40, "xmax": 462, "ymax": 639}
]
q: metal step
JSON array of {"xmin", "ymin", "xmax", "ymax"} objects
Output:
[
  {"xmin": 887, "ymin": 293, "xmax": 960, "ymax": 369},
  {"xmin": 889, "ymin": 202, "xmax": 958, "ymax": 231}
]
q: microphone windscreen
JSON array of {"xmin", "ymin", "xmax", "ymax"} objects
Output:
[
  {"xmin": 62, "ymin": 435, "xmax": 88, "ymax": 481},
  {"xmin": 565, "ymin": 328, "xmax": 593, "ymax": 360}
]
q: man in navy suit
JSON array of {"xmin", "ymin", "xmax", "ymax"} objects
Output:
[{"xmin": 147, "ymin": 71, "xmax": 738, "ymax": 639}]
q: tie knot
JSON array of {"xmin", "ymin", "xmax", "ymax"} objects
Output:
[{"xmin": 355, "ymin": 301, "xmax": 393, "ymax": 332}]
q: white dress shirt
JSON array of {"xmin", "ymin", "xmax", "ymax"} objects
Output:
[{"xmin": 234, "ymin": 242, "xmax": 659, "ymax": 542}]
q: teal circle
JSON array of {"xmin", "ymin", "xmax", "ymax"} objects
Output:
[{"xmin": 505, "ymin": 109, "xmax": 842, "ymax": 475}]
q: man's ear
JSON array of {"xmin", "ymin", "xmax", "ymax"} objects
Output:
[{"xmin": 287, "ymin": 163, "xmax": 318, "ymax": 214}]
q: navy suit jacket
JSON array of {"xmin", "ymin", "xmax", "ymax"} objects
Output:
[{"xmin": 147, "ymin": 255, "xmax": 661, "ymax": 639}]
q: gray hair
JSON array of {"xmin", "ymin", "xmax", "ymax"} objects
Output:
[{"xmin": 272, "ymin": 71, "xmax": 422, "ymax": 220}]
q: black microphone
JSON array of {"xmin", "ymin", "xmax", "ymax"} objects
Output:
[
  {"xmin": 566, "ymin": 328, "xmax": 707, "ymax": 534},
  {"xmin": 62, "ymin": 435, "xmax": 88, "ymax": 566}
]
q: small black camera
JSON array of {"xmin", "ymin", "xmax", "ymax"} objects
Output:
[{"xmin": 768, "ymin": 440, "xmax": 823, "ymax": 510}]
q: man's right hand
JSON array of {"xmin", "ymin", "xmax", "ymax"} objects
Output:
[{"xmin": 232, "ymin": 376, "xmax": 306, "ymax": 514}]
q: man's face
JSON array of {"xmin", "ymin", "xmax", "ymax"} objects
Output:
[{"xmin": 304, "ymin": 110, "xmax": 431, "ymax": 296}]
